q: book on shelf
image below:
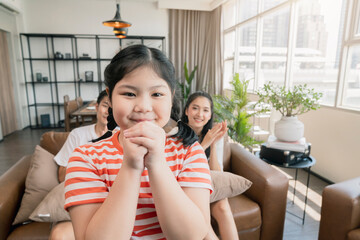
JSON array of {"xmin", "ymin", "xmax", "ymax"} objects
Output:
[{"xmin": 266, "ymin": 135, "xmax": 308, "ymax": 152}]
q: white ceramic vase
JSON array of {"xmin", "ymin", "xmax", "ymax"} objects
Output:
[{"xmin": 274, "ymin": 116, "xmax": 304, "ymax": 142}]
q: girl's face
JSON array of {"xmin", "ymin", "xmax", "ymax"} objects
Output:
[
  {"xmin": 109, "ymin": 66, "xmax": 172, "ymax": 130},
  {"xmin": 96, "ymin": 96, "xmax": 110, "ymax": 126},
  {"xmin": 185, "ymin": 96, "xmax": 212, "ymax": 134}
]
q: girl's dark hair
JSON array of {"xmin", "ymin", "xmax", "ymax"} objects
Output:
[
  {"xmin": 95, "ymin": 44, "xmax": 197, "ymax": 146},
  {"xmin": 96, "ymin": 90, "xmax": 108, "ymax": 104},
  {"xmin": 91, "ymin": 90, "xmax": 112, "ymax": 143},
  {"xmin": 179, "ymin": 91, "xmax": 214, "ymax": 156}
]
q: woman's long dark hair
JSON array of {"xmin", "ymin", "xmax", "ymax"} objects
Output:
[
  {"xmin": 178, "ymin": 91, "xmax": 214, "ymax": 157},
  {"xmin": 95, "ymin": 44, "xmax": 197, "ymax": 147}
]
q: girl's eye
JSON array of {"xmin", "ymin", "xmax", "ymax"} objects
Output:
[
  {"xmin": 123, "ymin": 92, "xmax": 136, "ymax": 97},
  {"xmin": 152, "ymin": 92, "xmax": 163, "ymax": 97}
]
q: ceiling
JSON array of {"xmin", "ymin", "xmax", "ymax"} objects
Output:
[{"xmin": 120, "ymin": 0, "xmax": 228, "ymax": 11}]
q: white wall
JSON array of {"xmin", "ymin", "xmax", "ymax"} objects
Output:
[
  {"xmin": 11, "ymin": 0, "xmax": 169, "ymax": 128},
  {"xmin": 21, "ymin": 0, "xmax": 168, "ymax": 38},
  {"xmin": 299, "ymin": 107, "xmax": 360, "ymax": 183}
]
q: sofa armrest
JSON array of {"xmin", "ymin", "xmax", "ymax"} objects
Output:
[
  {"xmin": 229, "ymin": 143, "xmax": 289, "ymax": 240},
  {"xmin": 319, "ymin": 177, "xmax": 360, "ymax": 240},
  {"xmin": 0, "ymin": 155, "xmax": 32, "ymax": 240}
]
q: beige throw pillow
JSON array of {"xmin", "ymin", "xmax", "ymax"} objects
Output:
[
  {"xmin": 30, "ymin": 182, "xmax": 70, "ymax": 222},
  {"xmin": 210, "ymin": 170, "xmax": 252, "ymax": 203},
  {"xmin": 13, "ymin": 145, "xmax": 59, "ymax": 225}
]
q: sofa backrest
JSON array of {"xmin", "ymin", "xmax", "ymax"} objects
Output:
[{"xmin": 40, "ymin": 131, "xmax": 70, "ymax": 155}]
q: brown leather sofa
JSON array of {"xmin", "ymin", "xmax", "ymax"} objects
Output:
[
  {"xmin": 318, "ymin": 177, "xmax": 360, "ymax": 240},
  {"xmin": 0, "ymin": 131, "xmax": 289, "ymax": 240}
]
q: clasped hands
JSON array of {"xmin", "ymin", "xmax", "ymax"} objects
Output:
[{"xmin": 122, "ymin": 121, "xmax": 166, "ymax": 171}]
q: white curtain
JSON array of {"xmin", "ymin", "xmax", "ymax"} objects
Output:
[
  {"xmin": 169, "ymin": 6, "xmax": 223, "ymax": 95},
  {"xmin": 0, "ymin": 30, "xmax": 17, "ymax": 136}
]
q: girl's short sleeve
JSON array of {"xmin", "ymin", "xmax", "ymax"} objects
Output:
[
  {"xmin": 64, "ymin": 147, "xmax": 109, "ymax": 210},
  {"xmin": 177, "ymin": 142, "xmax": 213, "ymax": 193}
]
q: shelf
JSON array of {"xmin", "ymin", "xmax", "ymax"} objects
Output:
[
  {"xmin": 21, "ymin": 33, "xmax": 165, "ymax": 129},
  {"xmin": 23, "ymin": 58, "xmax": 106, "ymax": 61},
  {"xmin": 28, "ymin": 103, "xmax": 58, "ymax": 107},
  {"xmin": 78, "ymin": 81, "xmax": 102, "ymax": 84}
]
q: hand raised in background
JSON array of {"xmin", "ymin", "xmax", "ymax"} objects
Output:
[{"xmin": 201, "ymin": 121, "xmax": 228, "ymax": 150}]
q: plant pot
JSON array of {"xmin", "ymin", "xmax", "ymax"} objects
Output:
[{"xmin": 274, "ymin": 116, "xmax": 304, "ymax": 142}]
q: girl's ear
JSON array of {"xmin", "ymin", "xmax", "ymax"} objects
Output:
[{"xmin": 105, "ymin": 88, "xmax": 112, "ymax": 107}]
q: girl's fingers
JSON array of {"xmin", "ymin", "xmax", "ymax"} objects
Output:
[{"xmin": 127, "ymin": 136, "xmax": 153, "ymax": 149}]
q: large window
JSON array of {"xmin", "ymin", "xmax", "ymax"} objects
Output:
[{"xmin": 223, "ymin": 0, "xmax": 360, "ymax": 111}]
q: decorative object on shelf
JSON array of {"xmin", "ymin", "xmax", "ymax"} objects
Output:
[
  {"xmin": 42, "ymin": 76, "xmax": 48, "ymax": 82},
  {"xmin": 256, "ymin": 82, "xmax": 323, "ymax": 142},
  {"xmin": 85, "ymin": 71, "xmax": 94, "ymax": 82},
  {"xmin": 40, "ymin": 114, "xmax": 50, "ymax": 127},
  {"xmin": 113, "ymin": 27, "xmax": 128, "ymax": 39},
  {"xmin": 103, "ymin": 2, "xmax": 131, "ymax": 30},
  {"xmin": 79, "ymin": 53, "xmax": 91, "ymax": 59},
  {"xmin": 54, "ymin": 51, "xmax": 63, "ymax": 59},
  {"xmin": 36, "ymin": 72, "xmax": 42, "ymax": 82},
  {"xmin": 64, "ymin": 53, "xmax": 71, "ymax": 59},
  {"xmin": 213, "ymin": 73, "xmax": 260, "ymax": 149}
]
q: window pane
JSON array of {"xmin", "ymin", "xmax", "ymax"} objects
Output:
[
  {"xmin": 292, "ymin": 0, "xmax": 346, "ymax": 106},
  {"xmin": 237, "ymin": 21, "xmax": 257, "ymax": 91},
  {"xmin": 343, "ymin": 45, "xmax": 360, "ymax": 109},
  {"xmin": 263, "ymin": 0, "xmax": 287, "ymax": 12},
  {"xmin": 224, "ymin": 31, "xmax": 235, "ymax": 59},
  {"xmin": 223, "ymin": 60, "xmax": 234, "ymax": 89},
  {"xmin": 223, "ymin": 0, "xmax": 236, "ymax": 29},
  {"xmin": 238, "ymin": 0, "xmax": 258, "ymax": 23},
  {"xmin": 259, "ymin": 7, "xmax": 290, "ymax": 88}
]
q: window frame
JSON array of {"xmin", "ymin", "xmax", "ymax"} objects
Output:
[{"xmin": 222, "ymin": 0, "xmax": 360, "ymax": 112}]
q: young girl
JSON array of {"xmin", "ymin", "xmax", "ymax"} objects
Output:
[
  {"xmin": 182, "ymin": 91, "xmax": 239, "ymax": 240},
  {"xmin": 64, "ymin": 45, "xmax": 212, "ymax": 240}
]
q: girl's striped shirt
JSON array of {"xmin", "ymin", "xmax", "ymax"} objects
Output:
[{"xmin": 64, "ymin": 130, "xmax": 212, "ymax": 240}]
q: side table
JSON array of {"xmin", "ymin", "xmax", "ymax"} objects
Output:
[{"xmin": 256, "ymin": 153, "xmax": 316, "ymax": 224}]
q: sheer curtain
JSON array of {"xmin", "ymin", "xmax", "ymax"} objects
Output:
[
  {"xmin": 0, "ymin": 30, "xmax": 17, "ymax": 136},
  {"xmin": 169, "ymin": 6, "xmax": 223, "ymax": 96}
]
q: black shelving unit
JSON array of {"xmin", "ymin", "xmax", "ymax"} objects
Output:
[{"xmin": 20, "ymin": 33, "xmax": 166, "ymax": 128}]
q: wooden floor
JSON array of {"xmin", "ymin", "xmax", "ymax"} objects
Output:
[{"xmin": 0, "ymin": 128, "xmax": 329, "ymax": 240}]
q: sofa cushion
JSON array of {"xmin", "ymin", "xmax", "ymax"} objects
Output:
[
  {"xmin": 210, "ymin": 170, "xmax": 252, "ymax": 203},
  {"xmin": 29, "ymin": 182, "xmax": 70, "ymax": 222},
  {"xmin": 228, "ymin": 194, "xmax": 261, "ymax": 232},
  {"xmin": 12, "ymin": 145, "xmax": 59, "ymax": 225}
]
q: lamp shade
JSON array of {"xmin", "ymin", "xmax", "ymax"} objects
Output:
[
  {"xmin": 113, "ymin": 27, "xmax": 128, "ymax": 39},
  {"xmin": 103, "ymin": 4, "xmax": 131, "ymax": 28}
]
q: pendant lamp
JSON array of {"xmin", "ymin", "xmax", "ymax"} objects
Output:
[
  {"xmin": 113, "ymin": 27, "xmax": 128, "ymax": 39},
  {"xmin": 103, "ymin": 3, "xmax": 132, "ymax": 28}
]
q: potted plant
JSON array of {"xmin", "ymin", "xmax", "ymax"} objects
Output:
[
  {"xmin": 178, "ymin": 62, "xmax": 198, "ymax": 109},
  {"xmin": 213, "ymin": 73, "xmax": 259, "ymax": 149},
  {"xmin": 256, "ymin": 82, "xmax": 323, "ymax": 142}
]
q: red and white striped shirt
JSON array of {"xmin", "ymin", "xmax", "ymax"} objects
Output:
[{"xmin": 65, "ymin": 130, "xmax": 212, "ymax": 240}]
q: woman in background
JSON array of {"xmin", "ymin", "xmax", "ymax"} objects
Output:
[{"xmin": 182, "ymin": 91, "xmax": 239, "ymax": 240}]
